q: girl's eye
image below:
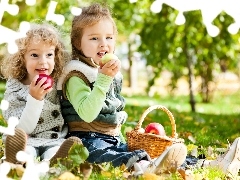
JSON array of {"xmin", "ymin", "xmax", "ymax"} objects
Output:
[
  {"xmin": 107, "ymin": 37, "xmax": 113, "ymax": 39},
  {"xmin": 90, "ymin": 37, "xmax": 97, "ymax": 40},
  {"xmin": 47, "ymin": 53, "xmax": 54, "ymax": 57},
  {"xmin": 31, "ymin": 53, "xmax": 38, "ymax": 57}
]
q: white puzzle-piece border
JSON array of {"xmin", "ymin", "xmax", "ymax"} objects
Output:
[{"xmin": 0, "ymin": 0, "xmax": 82, "ymax": 54}]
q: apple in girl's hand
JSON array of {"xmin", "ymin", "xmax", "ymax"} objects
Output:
[
  {"xmin": 36, "ymin": 74, "xmax": 53, "ymax": 90},
  {"xmin": 145, "ymin": 123, "xmax": 166, "ymax": 136},
  {"xmin": 101, "ymin": 53, "xmax": 118, "ymax": 64}
]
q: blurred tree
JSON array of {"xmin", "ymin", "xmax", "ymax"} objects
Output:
[
  {"xmin": 1, "ymin": 0, "xmax": 240, "ymax": 112},
  {"xmin": 138, "ymin": 3, "xmax": 240, "ymax": 111}
]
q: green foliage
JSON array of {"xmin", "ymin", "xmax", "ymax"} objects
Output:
[
  {"xmin": 68, "ymin": 143, "xmax": 89, "ymax": 165},
  {"xmin": 51, "ymin": 143, "xmax": 89, "ymax": 168},
  {"xmin": 123, "ymin": 91, "xmax": 240, "ymax": 148},
  {"xmin": 42, "ymin": 143, "xmax": 89, "ymax": 179},
  {"xmin": 137, "ymin": 4, "xmax": 240, "ymax": 103},
  {"xmin": 190, "ymin": 167, "xmax": 226, "ymax": 179}
]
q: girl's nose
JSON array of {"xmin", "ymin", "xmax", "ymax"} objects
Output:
[
  {"xmin": 39, "ymin": 56, "xmax": 47, "ymax": 65},
  {"xmin": 99, "ymin": 39, "xmax": 107, "ymax": 47}
]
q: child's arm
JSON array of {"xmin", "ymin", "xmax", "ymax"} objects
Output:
[
  {"xmin": 3, "ymin": 91, "xmax": 44, "ymax": 134},
  {"xmin": 66, "ymin": 73, "xmax": 113, "ymax": 122},
  {"xmin": 2, "ymin": 78, "xmax": 45, "ymax": 134},
  {"xmin": 17, "ymin": 94, "xmax": 44, "ymax": 134}
]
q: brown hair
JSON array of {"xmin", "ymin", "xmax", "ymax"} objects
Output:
[
  {"xmin": 71, "ymin": 3, "xmax": 118, "ymax": 59},
  {"xmin": 1, "ymin": 23, "xmax": 69, "ymax": 81}
]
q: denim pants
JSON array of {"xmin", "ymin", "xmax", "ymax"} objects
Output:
[{"xmin": 66, "ymin": 131, "xmax": 150, "ymax": 168}]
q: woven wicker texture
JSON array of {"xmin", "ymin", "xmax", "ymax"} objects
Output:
[{"xmin": 126, "ymin": 105, "xmax": 184, "ymax": 159}]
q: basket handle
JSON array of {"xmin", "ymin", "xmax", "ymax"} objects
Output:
[{"xmin": 135, "ymin": 105, "xmax": 178, "ymax": 138}]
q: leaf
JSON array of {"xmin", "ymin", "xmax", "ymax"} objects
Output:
[
  {"xmin": 80, "ymin": 162, "xmax": 93, "ymax": 179},
  {"xmin": 178, "ymin": 169, "xmax": 194, "ymax": 180},
  {"xmin": 15, "ymin": 165, "xmax": 25, "ymax": 177},
  {"xmin": 101, "ymin": 171, "xmax": 112, "ymax": 177},
  {"xmin": 119, "ymin": 163, "xmax": 127, "ymax": 171},
  {"xmin": 142, "ymin": 172, "xmax": 166, "ymax": 180},
  {"xmin": 58, "ymin": 171, "xmax": 80, "ymax": 180},
  {"xmin": 68, "ymin": 144, "xmax": 89, "ymax": 165},
  {"xmin": 188, "ymin": 135, "xmax": 196, "ymax": 143}
]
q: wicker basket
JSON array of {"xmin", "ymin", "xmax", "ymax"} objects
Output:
[{"xmin": 126, "ymin": 105, "xmax": 184, "ymax": 159}]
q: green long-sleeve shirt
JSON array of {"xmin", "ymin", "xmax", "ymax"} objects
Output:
[
  {"xmin": 65, "ymin": 73, "xmax": 126, "ymax": 143},
  {"xmin": 66, "ymin": 73, "xmax": 113, "ymax": 122}
]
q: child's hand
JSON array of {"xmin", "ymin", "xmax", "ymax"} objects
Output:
[
  {"xmin": 29, "ymin": 75, "xmax": 53, "ymax": 100},
  {"xmin": 99, "ymin": 59, "xmax": 121, "ymax": 77}
]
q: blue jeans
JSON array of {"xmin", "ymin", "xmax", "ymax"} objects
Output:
[{"xmin": 66, "ymin": 131, "xmax": 150, "ymax": 168}]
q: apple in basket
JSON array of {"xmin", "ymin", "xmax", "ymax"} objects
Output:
[
  {"xmin": 145, "ymin": 122, "xmax": 166, "ymax": 136},
  {"xmin": 36, "ymin": 74, "xmax": 53, "ymax": 90},
  {"xmin": 101, "ymin": 53, "xmax": 119, "ymax": 65},
  {"xmin": 137, "ymin": 128, "xmax": 145, "ymax": 133}
]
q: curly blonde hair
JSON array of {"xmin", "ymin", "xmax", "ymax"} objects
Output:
[
  {"xmin": 71, "ymin": 3, "xmax": 118, "ymax": 59},
  {"xmin": 1, "ymin": 23, "xmax": 69, "ymax": 81}
]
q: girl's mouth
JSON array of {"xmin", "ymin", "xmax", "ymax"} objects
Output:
[{"xmin": 97, "ymin": 51, "xmax": 107, "ymax": 58}]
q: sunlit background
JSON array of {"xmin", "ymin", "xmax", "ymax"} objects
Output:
[
  {"xmin": 1, "ymin": 0, "xmax": 240, "ymax": 53},
  {"xmin": 0, "ymin": 0, "xmax": 240, "ymax": 110},
  {"xmin": 0, "ymin": 0, "xmax": 240, "ymax": 178}
]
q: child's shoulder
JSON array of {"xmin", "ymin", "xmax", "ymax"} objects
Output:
[
  {"xmin": 6, "ymin": 78, "xmax": 24, "ymax": 89},
  {"xmin": 4, "ymin": 78, "xmax": 28, "ymax": 97}
]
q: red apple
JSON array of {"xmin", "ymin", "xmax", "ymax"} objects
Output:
[
  {"xmin": 101, "ymin": 53, "xmax": 118, "ymax": 64},
  {"xmin": 36, "ymin": 74, "xmax": 53, "ymax": 90},
  {"xmin": 145, "ymin": 123, "xmax": 166, "ymax": 136}
]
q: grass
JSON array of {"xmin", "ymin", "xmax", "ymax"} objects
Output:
[
  {"xmin": 123, "ymin": 92, "xmax": 240, "ymax": 148},
  {"xmin": 0, "ymin": 82, "xmax": 239, "ymax": 179}
]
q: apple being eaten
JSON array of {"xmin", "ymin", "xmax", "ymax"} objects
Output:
[
  {"xmin": 145, "ymin": 123, "xmax": 166, "ymax": 136},
  {"xmin": 36, "ymin": 74, "xmax": 53, "ymax": 90},
  {"xmin": 101, "ymin": 53, "xmax": 118, "ymax": 65}
]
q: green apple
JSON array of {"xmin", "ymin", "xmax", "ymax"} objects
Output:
[{"xmin": 101, "ymin": 53, "xmax": 118, "ymax": 64}]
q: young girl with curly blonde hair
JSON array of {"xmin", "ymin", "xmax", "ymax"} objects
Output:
[{"xmin": 1, "ymin": 22, "xmax": 81, "ymax": 166}]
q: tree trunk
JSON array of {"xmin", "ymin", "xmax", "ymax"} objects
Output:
[
  {"xmin": 187, "ymin": 54, "xmax": 196, "ymax": 112},
  {"xmin": 183, "ymin": 20, "xmax": 196, "ymax": 112},
  {"xmin": 127, "ymin": 42, "xmax": 132, "ymax": 87},
  {"xmin": 183, "ymin": 27, "xmax": 196, "ymax": 112},
  {"xmin": 200, "ymin": 64, "xmax": 212, "ymax": 103}
]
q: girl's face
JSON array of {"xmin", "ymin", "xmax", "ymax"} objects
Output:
[
  {"xmin": 23, "ymin": 40, "xmax": 55, "ymax": 84},
  {"xmin": 80, "ymin": 19, "xmax": 116, "ymax": 64}
]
